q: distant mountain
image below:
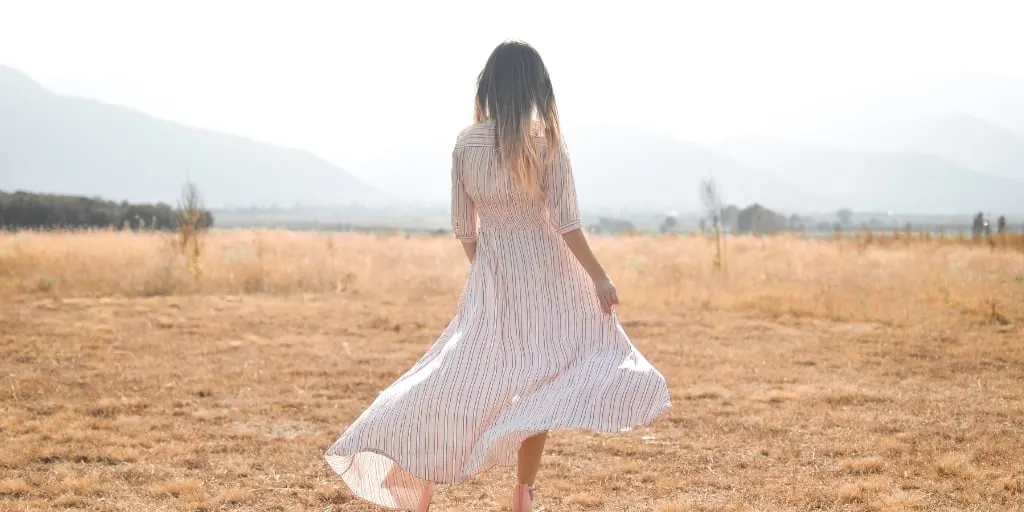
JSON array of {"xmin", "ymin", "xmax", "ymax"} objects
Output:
[
  {"xmin": 563, "ymin": 125, "xmax": 814, "ymax": 213},
  {"xmin": 0, "ymin": 65, "xmax": 377, "ymax": 208},
  {"xmin": 716, "ymin": 137, "xmax": 1024, "ymax": 215},
  {"xmin": 772, "ymin": 74, "xmax": 1024, "ymax": 183},
  {"xmin": 779, "ymin": 109, "xmax": 1024, "ymax": 183},
  {"xmin": 790, "ymin": 74, "xmax": 1024, "ymax": 140},
  {"xmin": 349, "ymin": 140, "xmax": 453, "ymax": 208},
  {"xmin": 834, "ymin": 115, "xmax": 1024, "ymax": 182},
  {"xmin": 915, "ymin": 74, "xmax": 1024, "ymax": 139}
]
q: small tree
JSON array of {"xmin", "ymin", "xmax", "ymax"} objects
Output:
[
  {"xmin": 660, "ymin": 215, "xmax": 678, "ymax": 234},
  {"xmin": 836, "ymin": 208, "xmax": 853, "ymax": 226},
  {"xmin": 997, "ymin": 215, "xmax": 1007, "ymax": 234},
  {"xmin": 699, "ymin": 176, "xmax": 725, "ymax": 272},
  {"xmin": 176, "ymin": 180, "xmax": 207, "ymax": 280},
  {"xmin": 787, "ymin": 214, "xmax": 803, "ymax": 231}
]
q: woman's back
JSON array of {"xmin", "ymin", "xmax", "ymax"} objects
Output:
[{"xmin": 451, "ymin": 121, "xmax": 582, "ymax": 242}]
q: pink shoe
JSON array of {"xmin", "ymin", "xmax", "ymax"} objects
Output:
[
  {"xmin": 415, "ymin": 483, "xmax": 434, "ymax": 512},
  {"xmin": 511, "ymin": 483, "xmax": 533, "ymax": 512}
]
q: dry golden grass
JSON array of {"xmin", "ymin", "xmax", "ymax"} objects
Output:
[
  {"xmin": 2, "ymin": 230, "xmax": 1023, "ymax": 511},
  {"xmin": 3, "ymin": 229, "xmax": 1023, "ymax": 327},
  {"xmin": 848, "ymin": 230, "xmax": 1024, "ymax": 252}
]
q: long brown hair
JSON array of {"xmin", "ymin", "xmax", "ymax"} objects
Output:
[{"xmin": 474, "ymin": 40, "xmax": 563, "ymax": 196}]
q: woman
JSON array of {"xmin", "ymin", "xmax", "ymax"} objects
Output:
[{"xmin": 325, "ymin": 40, "xmax": 671, "ymax": 512}]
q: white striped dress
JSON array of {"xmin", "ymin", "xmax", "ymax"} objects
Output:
[{"xmin": 324, "ymin": 121, "xmax": 672, "ymax": 510}]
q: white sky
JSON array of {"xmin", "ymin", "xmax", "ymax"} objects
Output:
[{"xmin": 2, "ymin": 0, "xmax": 1023, "ymax": 170}]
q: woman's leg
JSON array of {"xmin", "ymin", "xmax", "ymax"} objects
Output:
[{"xmin": 516, "ymin": 432, "xmax": 548, "ymax": 485}]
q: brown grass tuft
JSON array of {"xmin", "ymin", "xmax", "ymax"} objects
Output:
[
  {"xmin": 52, "ymin": 493, "xmax": 90, "ymax": 508},
  {"xmin": 0, "ymin": 479, "xmax": 32, "ymax": 497},
  {"xmin": 841, "ymin": 456, "xmax": 886, "ymax": 475},
  {"xmin": 59, "ymin": 477, "xmax": 103, "ymax": 496},
  {"xmin": 213, "ymin": 488, "xmax": 249, "ymax": 505},
  {"xmin": 998, "ymin": 476, "xmax": 1024, "ymax": 494},
  {"xmin": 837, "ymin": 483, "xmax": 864, "ymax": 503},
  {"xmin": 935, "ymin": 453, "xmax": 978, "ymax": 479},
  {"xmin": 152, "ymin": 479, "xmax": 201, "ymax": 497},
  {"xmin": 567, "ymin": 493, "xmax": 604, "ymax": 508}
]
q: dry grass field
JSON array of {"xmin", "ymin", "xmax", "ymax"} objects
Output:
[{"xmin": 1, "ymin": 230, "xmax": 1023, "ymax": 511}]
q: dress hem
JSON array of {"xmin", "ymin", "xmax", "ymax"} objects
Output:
[{"xmin": 324, "ymin": 398, "xmax": 672, "ymax": 509}]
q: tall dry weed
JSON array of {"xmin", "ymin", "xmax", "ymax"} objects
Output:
[{"xmin": 176, "ymin": 181, "xmax": 207, "ymax": 281}]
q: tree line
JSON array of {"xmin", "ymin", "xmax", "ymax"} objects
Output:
[{"xmin": 0, "ymin": 190, "xmax": 214, "ymax": 231}]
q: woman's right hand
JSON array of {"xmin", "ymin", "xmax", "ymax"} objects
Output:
[
  {"xmin": 594, "ymin": 275, "xmax": 619, "ymax": 315},
  {"xmin": 558, "ymin": 229, "xmax": 619, "ymax": 315}
]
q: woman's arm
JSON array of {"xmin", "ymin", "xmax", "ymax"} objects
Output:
[
  {"xmin": 561, "ymin": 228, "xmax": 618, "ymax": 314},
  {"xmin": 451, "ymin": 144, "xmax": 478, "ymax": 262},
  {"xmin": 560, "ymin": 228, "xmax": 606, "ymax": 282},
  {"xmin": 547, "ymin": 142, "xmax": 618, "ymax": 314}
]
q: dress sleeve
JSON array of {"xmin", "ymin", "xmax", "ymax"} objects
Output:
[
  {"xmin": 547, "ymin": 143, "xmax": 583, "ymax": 234},
  {"xmin": 451, "ymin": 146, "xmax": 478, "ymax": 241}
]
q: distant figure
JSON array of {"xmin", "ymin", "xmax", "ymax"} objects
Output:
[
  {"xmin": 323, "ymin": 40, "xmax": 671, "ymax": 512},
  {"xmin": 997, "ymin": 216, "xmax": 1007, "ymax": 234},
  {"xmin": 972, "ymin": 212, "xmax": 985, "ymax": 240}
]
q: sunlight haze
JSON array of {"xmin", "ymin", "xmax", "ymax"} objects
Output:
[{"xmin": 3, "ymin": 0, "xmax": 1024, "ymax": 214}]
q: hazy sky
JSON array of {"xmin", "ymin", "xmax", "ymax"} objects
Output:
[{"xmin": 2, "ymin": 0, "xmax": 1023, "ymax": 171}]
